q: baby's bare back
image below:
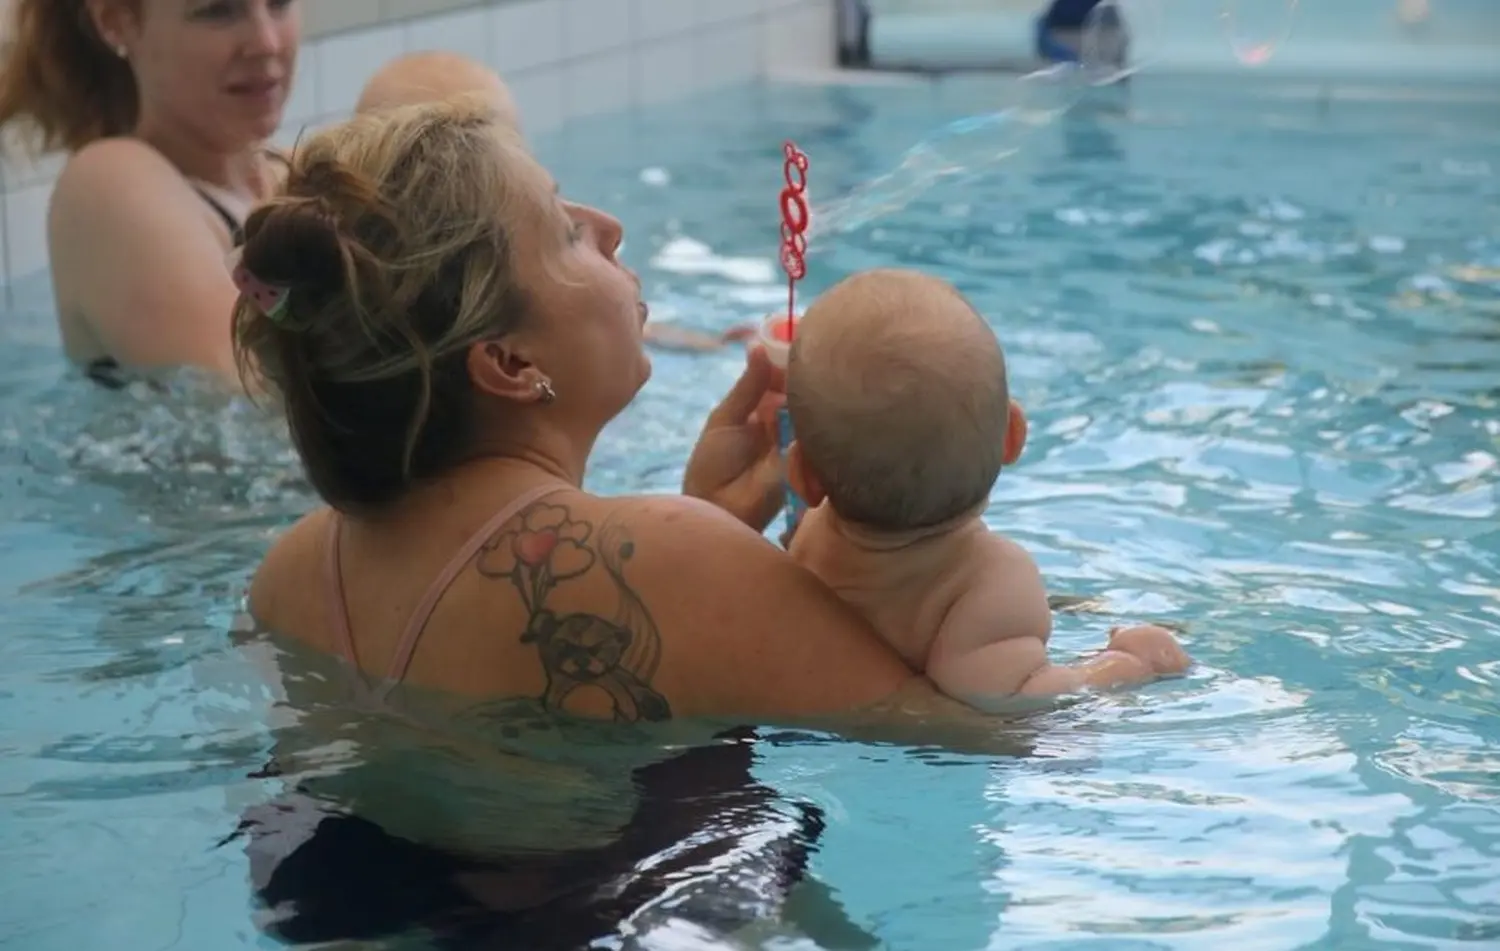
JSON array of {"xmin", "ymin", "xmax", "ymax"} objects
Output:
[{"xmin": 789, "ymin": 509, "xmax": 1025, "ymax": 670}]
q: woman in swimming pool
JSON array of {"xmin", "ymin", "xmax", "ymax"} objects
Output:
[
  {"xmin": 236, "ymin": 94, "xmax": 963, "ymax": 738},
  {"xmin": 0, "ymin": 0, "xmax": 302, "ymax": 387},
  {"xmin": 228, "ymin": 96, "xmax": 1005, "ymax": 946}
]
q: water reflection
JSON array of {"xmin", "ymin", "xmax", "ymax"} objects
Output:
[{"xmin": 230, "ymin": 725, "xmax": 863, "ymax": 949}]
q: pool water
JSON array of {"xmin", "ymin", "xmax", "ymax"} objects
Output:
[{"xmin": 2, "ymin": 73, "xmax": 1498, "ymax": 949}]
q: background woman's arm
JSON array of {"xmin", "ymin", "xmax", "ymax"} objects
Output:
[{"xmin": 48, "ymin": 139, "xmax": 244, "ymax": 383}]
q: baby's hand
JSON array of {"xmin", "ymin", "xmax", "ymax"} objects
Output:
[
  {"xmin": 722, "ymin": 322, "xmax": 758, "ymax": 343},
  {"xmin": 1108, "ymin": 624, "xmax": 1190, "ymax": 676}
]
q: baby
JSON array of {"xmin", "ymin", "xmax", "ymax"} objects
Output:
[
  {"xmin": 356, "ymin": 52, "xmax": 749, "ymax": 353},
  {"xmin": 356, "ymin": 49, "xmax": 523, "ymax": 129},
  {"xmin": 782, "ymin": 269, "xmax": 1188, "ymax": 708}
]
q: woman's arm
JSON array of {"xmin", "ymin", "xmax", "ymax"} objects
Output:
[{"xmin": 47, "ymin": 139, "xmax": 243, "ymax": 383}]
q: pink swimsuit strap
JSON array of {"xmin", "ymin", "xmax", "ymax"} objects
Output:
[{"xmin": 323, "ymin": 482, "xmax": 570, "ymax": 687}]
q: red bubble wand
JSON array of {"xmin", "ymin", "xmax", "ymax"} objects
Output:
[
  {"xmin": 778, "ymin": 141, "xmax": 810, "ymax": 340},
  {"xmin": 769, "ymin": 140, "xmax": 810, "ymax": 542}
]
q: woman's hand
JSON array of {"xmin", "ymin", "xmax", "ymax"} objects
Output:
[{"xmin": 683, "ymin": 346, "xmax": 788, "ymax": 531}]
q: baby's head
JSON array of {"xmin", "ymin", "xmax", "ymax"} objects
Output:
[
  {"xmin": 355, "ymin": 51, "xmax": 520, "ymax": 131},
  {"xmin": 786, "ymin": 269, "xmax": 1027, "ymax": 533}
]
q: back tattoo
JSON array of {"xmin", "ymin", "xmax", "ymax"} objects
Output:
[{"xmin": 476, "ymin": 500, "xmax": 672, "ymax": 723}]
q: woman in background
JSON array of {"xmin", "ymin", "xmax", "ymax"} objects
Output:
[
  {"xmin": 0, "ymin": 1, "xmax": 749, "ymax": 388},
  {"xmin": 0, "ymin": 0, "xmax": 300, "ymax": 386}
]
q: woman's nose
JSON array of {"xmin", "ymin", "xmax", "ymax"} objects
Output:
[
  {"xmin": 243, "ymin": 2, "xmax": 287, "ymax": 56},
  {"xmin": 597, "ymin": 212, "xmax": 624, "ymax": 256}
]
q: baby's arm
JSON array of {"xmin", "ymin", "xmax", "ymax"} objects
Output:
[
  {"xmin": 925, "ymin": 538, "xmax": 1185, "ymax": 710},
  {"xmin": 644, "ymin": 322, "xmax": 757, "ymax": 352}
]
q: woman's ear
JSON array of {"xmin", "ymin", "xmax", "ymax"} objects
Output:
[
  {"xmin": 467, "ymin": 339, "xmax": 553, "ymax": 405},
  {"xmin": 1003, "ymin": 399, "xmax": 1029, "ymax": 466},
  {"xmin": 85, "ymin": 0, "xmax": 137, "ymax": 51},
  {"xmin": 786, "ymin": 440, "xmax": 826, "ymax": 506}
]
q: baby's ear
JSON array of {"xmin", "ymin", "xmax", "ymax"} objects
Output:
[
  {"xmin": 1003, "ymin": 400, "xmax": 1028, "ymax": 466},
  {"xmin": 786, "ymin": 440, "xmax": 826, "ymax": 506}
]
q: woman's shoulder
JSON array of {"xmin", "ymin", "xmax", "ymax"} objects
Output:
[
  {"xmin": 49, "ymin": 137, "xmax": 207, "ymax": 244},
  {"xmin": 54, "ymin": 137, "xmax": 191, "ymax": 202},
  {"xmin": 584, "ymin": 489, "xmax": 755, "ymax": 535},
  {"xmin": 487, "ymin": 488, "xmax": 775, "ymax": 617},
  {"xmin": 246, "ymin": 507, "xmax": 335, "ymax": 645},
  {"xmin": 563, "ymin": 490, "xmax": 783, "ymax": 579},
  {"xmin": 507, "ymin": 489, "xmax": 915, "ymax": 720}
]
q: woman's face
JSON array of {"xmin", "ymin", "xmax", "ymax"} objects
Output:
[
  {"xmin": 506, "ymin": 149, "xmax": 652, "ymax": 423},
  {"xmin": 111, "ymin": 0, "xmax": 300, "ymax": 146}
]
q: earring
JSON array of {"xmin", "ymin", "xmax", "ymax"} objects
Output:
[
  {"xmin": 535, "ymin": 379, "xmax": 557, "ymax": 404},
  {"xmin": 114, "ymin": 44, "xmax": 128, "ymax": 59}
]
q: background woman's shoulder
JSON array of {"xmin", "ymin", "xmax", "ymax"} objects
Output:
[
  {"xmin": 50, "ymin": 136, "xmax": 216, "ymax": 252},
  {"xmin": 55, "ymin": 137, "xmax": 194, "ymax": 203}
]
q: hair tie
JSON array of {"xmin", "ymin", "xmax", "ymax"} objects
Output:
[{"xmin": 231, "ymin": 260, "xmax": 291, "ymax": 322}]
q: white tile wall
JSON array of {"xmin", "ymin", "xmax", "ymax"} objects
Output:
[
  {"xmin": 695, "ymin": 16, "xmax": 763, "ymax": 91},
  {"xmin": 317, "ymin": 23, "xmax": 410, "ymax": 117},
  {"xmin": 563, "ymin": 0, "xmax": 633, "ymax": 59},
  {"xmin": 3, "ymin": 182, "xmax": 51, "ymax": 282},
  {"xmin": 763, "ymin": 0, "xmax": 837, "ymax": 78},
  {"xmin": 491, "ymin": 0, "xmax": 566, "ymax": 74},
  {"xmin": 567, "ymin": 47, "xmax": 635, "ymax": 120},
  {"xmin": 0, "ymin": 191, "xmax": 8, "ymax": 291},
  {"xmin": 406, "ymin": 6, "xmax": 492, "ymax": 65},
  {"xmin": 0, "ymin": 0, "xmax": 836, "ymax": 285},
  {"xmin": 637, "ymin": 0, "xmax": 700, "ymax": 41},
  {"xmin": 635, "ymin": 33, "xmax": 699, "ymax": 106},
  {"xmin": 507, "ymin": 69, "xmax": 567, "ymax": 137}
]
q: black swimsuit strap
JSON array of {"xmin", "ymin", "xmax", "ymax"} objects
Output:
[
  {"xmin": 192, "ymin": 186, "xmax": 245, "ymax": 247},
  {"xmin": 198, "ymin": 146, "xmax": 289, "ymax": 245}
]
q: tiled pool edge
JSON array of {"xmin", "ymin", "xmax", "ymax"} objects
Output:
[{"xmin": 0, "ymin": 0, "xmax": 836, "ymax": 287}]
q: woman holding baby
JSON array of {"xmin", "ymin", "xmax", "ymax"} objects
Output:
[
  {"xmin": 0, "ymin": 1, "xmax": 1186, "ymax": 945},
  {"xmin": 227, "ymin": 94, "xmax": 1184, "ymax": 943}
]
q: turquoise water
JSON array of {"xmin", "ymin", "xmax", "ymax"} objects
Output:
[{"xmin": 2, "ymin": 74, "xmax": 1498, "ymax": 949}]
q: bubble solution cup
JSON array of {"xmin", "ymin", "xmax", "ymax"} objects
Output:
[{"xmin": 758, "ymin": 313, "xmax": 794, "ymax": 370}]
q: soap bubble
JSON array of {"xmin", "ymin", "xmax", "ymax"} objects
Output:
[
  {"xmin": 810, "ymin": 65, "xmax": 1120, "ymax": 237},
  {"xmin": 1222, "ymin": 0, "xmax": 1301, "ymax": 66},
  {"xmin": 810, "ymin": 0, "xmax": 1165, "ymax": 239},
  {"xmin": 1396, "ymin": 0, "xmax": 1431, "ymax": 27},
  {"xmin": 806, "ymin": 0, "xmax": 1302, "ymax": 238},
  {"xmin": 810, "ymin": 71, "xmax": 1091, "ymax": 237}
]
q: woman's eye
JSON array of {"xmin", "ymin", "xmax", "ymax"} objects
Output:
[
  {"xmin": 191, "ymin": 1, "xmax": 238, "ymax": 21},
  {"xmin": 191, "ymin": 0, "xmax": 295, "ymax": 23}
]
